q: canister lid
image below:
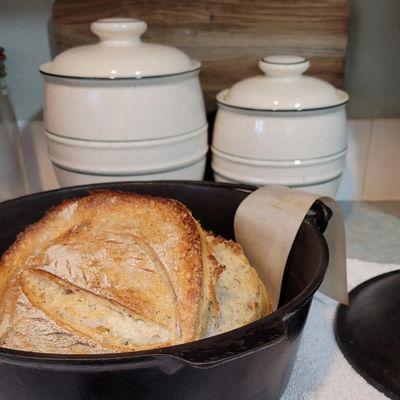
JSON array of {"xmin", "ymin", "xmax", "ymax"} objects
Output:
[
  {"xmin": 40, "ymin": 18, "xmax": 199, "ymax": 79},
  {"xmin": 217, "ymin": 55, "xmax": 349, "ymax": 111}
]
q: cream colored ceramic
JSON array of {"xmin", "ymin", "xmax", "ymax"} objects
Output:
[
  {"xmin": 41, "ymin": 18, "xmax": 198, "ymax": 79},
  {"xmin": 213, "ymin": 104, "xmax": 347, "ymax": 160},
  {"xmin": 40, "ymin": 18, "xmax": 206, "ymax": 141},
  {"xmin": 212, "ymin": 55, "xmax": 349, "ymax": 196},
  {"xmin": 212, "ymin": 146, "xmax": 345, "ymax": 188},
  {"xmin": 217, "ymin": 55, "xmax": 348, "ymax": 111},
  {"xmin": 215, "ymin": 171, "xmax": 342, "ymax": 198},
  {"xmin": 45, "ymin": 126, "xmax": 208, "ymax": 175},
  {"xmin": 53, "ymin": 157, "xmax": 206, "ymax": 187}
]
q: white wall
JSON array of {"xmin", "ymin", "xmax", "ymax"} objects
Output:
[
  {"xmin": 0, "ymin": 0, "xmax": 54, "ymax": 121},
  {"xmin": 344, "ymin": 0, "xmax": 400, "ymax": 118},
  {"xmin": 336, "ymin": 119, "xmax": 400, "ymax": 200}
]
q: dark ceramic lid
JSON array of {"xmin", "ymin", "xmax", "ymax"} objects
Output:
[{"xmin": 335, "ymin": 271, "xmax": 400, "ymax": 399}]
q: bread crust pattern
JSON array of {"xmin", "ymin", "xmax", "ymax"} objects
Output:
[{"xmin": 0, "ymin": 191, "xmax": 271, "ymax": 354}]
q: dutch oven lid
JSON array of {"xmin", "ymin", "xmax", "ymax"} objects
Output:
[
  {"xmin": 40, "ymin": 18, "xmax": 200, "ymax": 79},
  {"xmin": 216, "ymin": 55, "xmax": 349, "ymax": 112}
]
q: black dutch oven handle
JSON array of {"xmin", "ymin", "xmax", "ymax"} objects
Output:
[{"xmin": 307, "ymin": 200, "xmax": 333, "ymax": 234}]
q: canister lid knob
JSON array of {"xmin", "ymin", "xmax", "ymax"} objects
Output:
[
  {"xmin": 91, "ymin": 18, "xmax": 147, "ymax": 45},
  {"xmin": 259, "ymin": 55, "xmax": 310, "ymax": 78}
]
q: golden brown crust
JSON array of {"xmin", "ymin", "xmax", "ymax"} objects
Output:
[
  {"xmin": 0, "ymin": 191, "xmax": 271, "ymax": 354},
  {"xmin": 19, "ymin": 269, "xmax": 172, "ymax": 352},
  {"xmin": 0, "ymin": 191, "xmax": 207, "ymax": 353},
  {"xmin": 195, "ymin": 224, "xmax": 225, "ymax": 335},
  {"xmin": 205, "ymin": 232, "xmax": 272, "ymax": 336},
  {"xmin": 212, "ymin": 234, "xmax": 272, "ymax": 315}
]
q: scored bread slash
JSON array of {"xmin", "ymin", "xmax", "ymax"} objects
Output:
[
  {"xmin": 0, "ymin": 191, "xmax": 206, "ymax": 352},
  {"xmin": 19, "ymin": 269, "xmax": 172, "ymax": 351}
]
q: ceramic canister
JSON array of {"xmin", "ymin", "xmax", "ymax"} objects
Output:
[
  {"xmin": 39, "ymin": 18, "xmax": 208, "ymax": 185},
  {"xmin": 40, "ymin": 18, "xmax": 207, "ymax": 141},
  {"xmin": 212, "ymin": 55, "xmax": 349, "ymax": 196}
]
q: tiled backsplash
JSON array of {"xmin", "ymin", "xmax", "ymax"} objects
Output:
[
  {"xmin": 19, "ymin": 119, "xmax": 400, "ymax": 200},
  {"xmin": 335, "ymin": 119, "xmax": 371, "ymax": 200},
  {"xmin": 362, "ymin": 119, "xmax": 400, "ymax": 200},
  {"xmin": 337, "ymin": 118, "xmax": 400, "ymax": 200}
]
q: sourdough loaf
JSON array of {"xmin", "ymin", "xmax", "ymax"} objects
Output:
[
  {"xmin": 0, "ymin": 191, "xmax": 270, "ymax": 354},
  {"xmin": 205, "ymin": 233, "xmax": 271, "ymax": 337}
]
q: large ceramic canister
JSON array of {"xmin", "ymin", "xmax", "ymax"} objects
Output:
[
  {"xmin": 40, "ymin": 18, "xmax": 207, "ymax": 141},
  {"xmin": 212, "ymin": 55, "xmax": 349, "ymax": 196},
  {"xmin": 39, "ymin": 18, "xmax": 208, "ymax": 185}
]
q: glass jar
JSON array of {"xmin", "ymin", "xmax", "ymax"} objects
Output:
[{"xmin": 0, "ymin": 47, "xmax": 28, "ymax": 201}]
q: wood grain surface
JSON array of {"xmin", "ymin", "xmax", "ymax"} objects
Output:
[{"xmin": 52, "ymin": 0, "xmax": 350, "ymax": 114}]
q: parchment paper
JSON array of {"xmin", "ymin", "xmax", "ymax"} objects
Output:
[{"xmin": 234, "ymin": 185, "xmax": 348, "ymax": 310}]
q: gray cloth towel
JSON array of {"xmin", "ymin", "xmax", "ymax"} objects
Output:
[{"xmin": 283, "ymin": 258, "xmax": 399, "ymax": 399}]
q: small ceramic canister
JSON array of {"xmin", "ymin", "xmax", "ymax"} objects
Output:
[{"xmin": 212, "ymin": 55, "xmax": 349, "ymax": 196}]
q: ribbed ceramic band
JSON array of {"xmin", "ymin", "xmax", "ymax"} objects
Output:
[{"xmin": 51, "ymin": 149, "xmax": 208, "ymax": 176}]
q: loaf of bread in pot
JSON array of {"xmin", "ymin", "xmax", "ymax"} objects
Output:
[
  {"xmin": 205, "ymin": 233, "xmax": 271, "ymax": 337},
  {"xmin": 0, "ymin": 191, "xmax": 271, "ymax": 354}
]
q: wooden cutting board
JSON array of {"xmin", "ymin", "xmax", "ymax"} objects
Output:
[{"xmin": 52, "ymin": 0, "xmax": 350, "ymax": 115}]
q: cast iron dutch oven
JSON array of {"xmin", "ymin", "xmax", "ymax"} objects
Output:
[{"xmin": 0, "ymin": 181, "xmax": 330, "ymax": 400}]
